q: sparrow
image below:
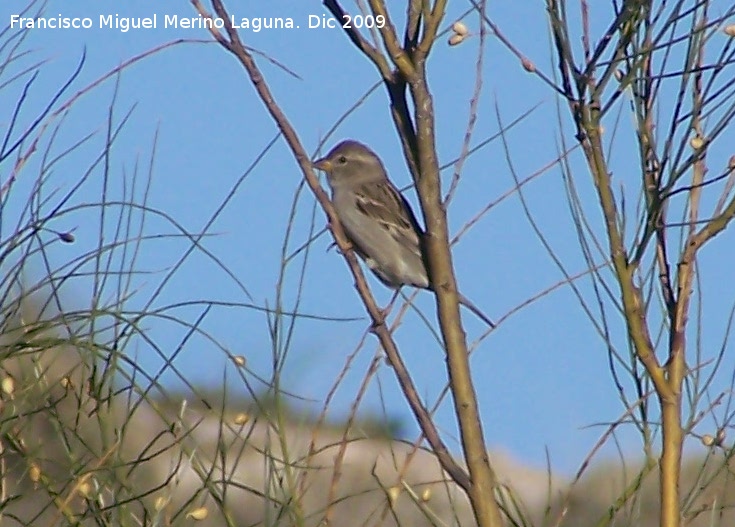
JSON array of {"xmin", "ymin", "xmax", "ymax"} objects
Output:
[{"xmin": 313, "ymin": 140, "xmax": 494, "ymax": 328}]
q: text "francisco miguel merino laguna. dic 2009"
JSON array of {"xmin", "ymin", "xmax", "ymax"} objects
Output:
[{"xmin": 7, "ymin": 13, "xmax": 381, "ymax": 32}]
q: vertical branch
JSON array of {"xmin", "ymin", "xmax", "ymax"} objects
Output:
[
  {"xmin": 657, "ymin": 13, "xmax": 708, "ymax": 527},
  {"xmin": 406, "ymin": 3, "xmax": 503, "ymax": 527},
  {"xmin": 321, "ymin": 1, "xmax": 504, "ymax": 526},
  {"xmin": 578, "ymin": 101, "xmax": 670, "ymax": 394}
]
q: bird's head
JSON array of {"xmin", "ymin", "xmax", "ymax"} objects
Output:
[{"xmin": 313, "ymin": 140, "xmax": 387, "ymax": 188}]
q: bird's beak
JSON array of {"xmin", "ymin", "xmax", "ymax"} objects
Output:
[{"xmin": 313, "ymin": 157, "xmax": 332, "ymax": 172}]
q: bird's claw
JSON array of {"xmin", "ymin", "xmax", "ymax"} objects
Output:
[
  {"xmin": 325, "ymin": 235, "xmax": 353, "ymax": 255},
  {"xmin": 369, "ymin": 304, "xmax": 394, "ymax": 331}
]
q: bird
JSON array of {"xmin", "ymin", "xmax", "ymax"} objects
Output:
[{"xmin": 313, "ymin": 139, "xmax": 495, "ymax": 328}]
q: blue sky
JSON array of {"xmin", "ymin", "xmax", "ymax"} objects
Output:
[{"xmin": 2, "ymin": 0, "xmax": 734, "ymax": 476}]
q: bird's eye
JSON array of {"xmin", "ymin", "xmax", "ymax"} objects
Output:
[{"xmin": 337, "ymin": 155, "xmax": 347, "ymax": 164}]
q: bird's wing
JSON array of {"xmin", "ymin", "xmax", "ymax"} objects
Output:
[{"xmin": 354, "ymin": 181, "xmax": 424, "ymax": 258}]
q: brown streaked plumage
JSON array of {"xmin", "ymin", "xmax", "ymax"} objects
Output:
[{"xmin": 313, "ymin": 140, "xmax": 494, "ymax": 328}]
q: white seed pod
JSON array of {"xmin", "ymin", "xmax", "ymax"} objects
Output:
[
  {"xmin": 387, "ymin": 486, "xmax": 400, "ymax": 505},
  {"xmin": 716, "ymin": 428, "xmax": 726, "ymax": 445},
  {"xmin": 233, "ymin": 412, "xmax": 250, "ymax": 425},
  {"xmin": 421, "ymin": 487, "xmax": 432, "ymax": 502},
  {"xmin": 78, "ymin": 480, "xmax": 92, "ymax": 498},
  {"xmin": 448, "ymin": 34, "xmax": 466, "ymax": 46},
  {"xmin": 186, "ymin": 507, "xmax": 209, "ymax": 520},
  {"xmin": 724, "ymin": 24, "xmax": 735, "ymax": 37},
  {"xmin": 690, "ymin": 135, "xmax": 704, "ymax": 149},
  {"xmin": 452, "ymin": 21, "xmax": 469, "ymax": 36},
  {"xmin": 29, "ymin": 463, "xmax": 41, "ymax": 483},
  {"xmin": 702, "ymin": 434, "xmax": 715, "ymax": 447},
  {"xmin": 233, "ymin": 355, "xmax": 246, "ymax": 367},
  {"xmin": 2, "ymin": 376, "xmax": 15, "ymax": 396}
]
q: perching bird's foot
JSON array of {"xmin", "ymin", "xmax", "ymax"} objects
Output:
[
  {"xmin": 325, "ymin": 225, "xmax": 354, "ymax": 255},
  {"xmin": 326, "ymin": 241, "xmax": 354, "ymax": 255},
  {"xmin": 371, "ymin": 289, "xmax": 401, "ymax": 329},
  {"xmin": 368, "ymin": 301, "xmax": 396, "ymax": 333},
  {"xmin": 378, "ymin": 304, "xmax": 393, "ymax": 323}
]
